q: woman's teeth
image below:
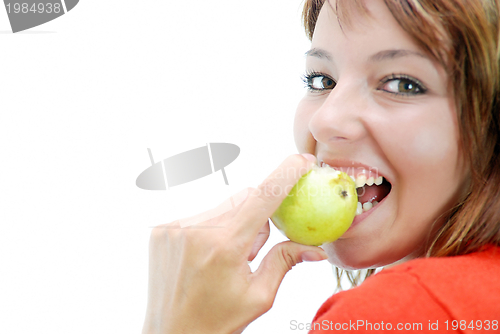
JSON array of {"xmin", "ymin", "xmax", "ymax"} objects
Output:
[
  {"xmin": 355, "ymin": 174, "xmax": 383, "ymax": 187},
  {"xmin": 355, "ymin": 174, "xmax": 384, "ymax": 216},
  {"xmin": 320, "ymin": 161, "xmax": 385, "ymax": 216},
  {"xmin": 356, "ymin": 200, "xmax": 380, "ymax": 216}
]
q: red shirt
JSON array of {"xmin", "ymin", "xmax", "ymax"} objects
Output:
[{"xmin": 309, "ymin": 246, "xmax": 500, "ymax": 333}]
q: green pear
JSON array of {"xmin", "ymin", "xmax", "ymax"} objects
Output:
[{"xmin": 271, "ymin": 165, "xmax": 358, "ymax": 246}]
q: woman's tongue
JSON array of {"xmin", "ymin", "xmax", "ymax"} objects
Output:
[{"xmin": 357, "ymin": 182, "xmax": 391, "ymax": 204}]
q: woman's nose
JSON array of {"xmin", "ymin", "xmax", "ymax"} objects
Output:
[{"xmin": 308, "ymin": 81, "xmax": 367, "ymax": 144}]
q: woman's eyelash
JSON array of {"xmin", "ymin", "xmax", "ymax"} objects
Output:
[
  {"xmin": 301, "ymin": 71, "xmax": 427, "ymax": 96},
  {"xmin": 301, "ymin": 71, "xmax": 336, "ymax": 92},
  {"xmin": 379, "ymin": 74, "xmax": 427, "ymax": 96}
]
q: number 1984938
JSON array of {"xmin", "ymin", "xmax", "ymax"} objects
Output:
[
  {"xmin": 445, "ymin": 320, "xmax": 498, "ymax": 331},
  {"xmin": 6, "ymin": 3, "xmax": 62, "ymax": 14}
]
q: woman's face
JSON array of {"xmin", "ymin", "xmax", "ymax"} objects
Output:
[{"xmin": 294, "ymin": 0, "xmax": 468, "ymax": 269}]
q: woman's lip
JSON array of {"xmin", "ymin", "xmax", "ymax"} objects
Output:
[
  {"xmin": 346, "ymin": 191, "xmax": 389, "ymax": 232},
  {"xmin": 318, "ymin": 157, "xmax": 390, "ymax": 184},
  {"xmin": 317, "ymin": 157, "xmax": 377, "ymax": 172}
]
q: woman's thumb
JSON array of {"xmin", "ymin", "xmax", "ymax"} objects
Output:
[{"xmin": 251, "ymin": 241, "xmax": 328, "ymax": 303}]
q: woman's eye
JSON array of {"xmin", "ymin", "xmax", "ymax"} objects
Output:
[
  {"xmin": 303, "ymin": 73, "xmax": 336, "ymax": 91},
  {"xmin": 380, "ymin": 76, "xmax": 426, "ymax": 96}
]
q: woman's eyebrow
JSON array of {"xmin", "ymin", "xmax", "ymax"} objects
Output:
[
  {"xmin": 368, "ymin": 49, "xmax": 428, "ymax": 62},
  {"xmin": 305, "ymin": 48, "xmax": 427, "ymax": 62},
  {"xmin": 305, "ymin": 48, "xmax": 332, "ymax": 61}
]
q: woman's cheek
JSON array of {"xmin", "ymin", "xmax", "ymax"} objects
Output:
[
  {"xmin": 383, "ymin": 109, "xmax": 458, "ymax": 174},
  {"xmin": 410, "ymin": 127, "xmax": 453, "ymax": 165}
]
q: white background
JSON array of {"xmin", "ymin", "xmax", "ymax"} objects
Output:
[{"xmin": 0, "ymin": 1, "xmax": 341, "ymax": 333}]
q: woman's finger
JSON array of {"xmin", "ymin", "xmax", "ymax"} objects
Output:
[
  {"xmin": 233, "ymin": 154, "xmax": 316, "ymax": 239},
  {"xmin": 248, "ymin": 221, "xmax": 270, "ymax": 262},
  {"xmin": 251, "ymin": 241, "xmax": 328, "ymax": 306}
]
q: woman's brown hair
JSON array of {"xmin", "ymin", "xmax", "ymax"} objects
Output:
[{"xmin": 302, "ymin": 0, "xmax": 500, "ymax": 288}]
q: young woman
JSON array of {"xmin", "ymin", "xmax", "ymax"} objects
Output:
[{"xmin": 142, "ymin": 0, "xmax": 500, "ymax": 333}]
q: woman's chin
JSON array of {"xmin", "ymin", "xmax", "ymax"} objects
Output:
[
  {"xmin": 321, "ymin": 242, "xmax": 391, "ymax": 270},
  {"xmin": 322, "ymin": 240, "xmax": 420, "ymax": 270},
  {"xmin": 321, "ymin": 243, "xmax": 371, "ymax": 270}
]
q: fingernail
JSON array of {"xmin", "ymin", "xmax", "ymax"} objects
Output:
[
  {"xmin": 301, "ymin": 251, "xmax": 327, "ymax": 262},
  {"xmin": 301, "ymin": 153, "xmax": 316, "ymax": 163}
]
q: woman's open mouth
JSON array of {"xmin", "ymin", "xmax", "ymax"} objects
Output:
[
  {"xmin": 354, "ymin": 174, "xmax": 392, "ymax": 215},
  {"xmin": 320, "ymin": 161, "xmax": 392, "ymax": 216}
]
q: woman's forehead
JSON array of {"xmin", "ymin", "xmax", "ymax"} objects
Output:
[
  {"xmin": 313, "ymin": 2, "xmax": 423, "ymax": 55},
  {"xmin": 315, "ymin": 0, "xmax": 451, "ymax": 71}
]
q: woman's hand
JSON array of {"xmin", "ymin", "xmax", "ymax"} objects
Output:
[{"xmin": 142, "ymin": 154, "xmax": 328, "ymax": 334}]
